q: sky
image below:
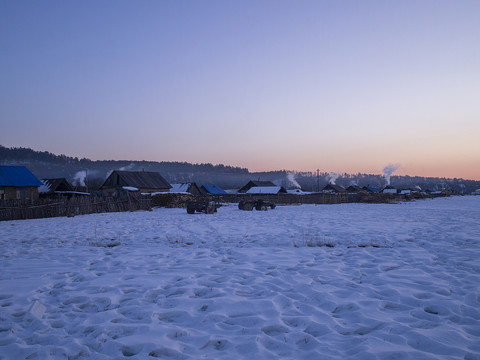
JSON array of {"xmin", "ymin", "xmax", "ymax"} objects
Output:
[{"xmin": 1, "ymin": 1, "xmax": 479, "ymax": 180}]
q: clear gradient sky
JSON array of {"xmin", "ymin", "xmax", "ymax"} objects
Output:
[{"xmin": 1, "ymin": 1, "xmax": 479, "ymax": 180}]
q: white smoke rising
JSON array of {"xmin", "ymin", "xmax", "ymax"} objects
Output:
[
  {"xmin": 326, "ymin": 172, "xmax": 340, "ymax": 185},
  {"xmin": 382, "ymin": 164, "xmax": 399, "ymax": 186},
  {"xmin": 73, "ymin": 170, "xmax": 87, "ymax": 187},
  {"xmin": 287, "ymin": 172, "xmax": 301, "ymax": 189},
  {"xmin": 349, "ymin": 180, "xmax": 358, "ymax": 187},
  {"xmin": 119, "ymin": 163, "xmax": 135, "ymax": 171}
]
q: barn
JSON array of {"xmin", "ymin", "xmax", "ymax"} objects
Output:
[
  {"xmin": 100, "ymin": 170, "xmax": 171, "ymax": 196},
  {"xmin": 0, "ymin": 166, "xmax": 43, "ymax": 200}
]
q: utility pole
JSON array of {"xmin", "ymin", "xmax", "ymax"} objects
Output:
[{"xmin": 316, "ymin": 169, "xmax": 320, "ymax": 192}]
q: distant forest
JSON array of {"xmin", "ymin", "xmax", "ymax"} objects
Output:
[{"xmin": 1, "ymin": 145, "xmax": 479, "ymax": 194}]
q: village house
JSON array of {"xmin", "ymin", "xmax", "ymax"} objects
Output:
[
  {"xmin": 100, "ymin": 170, "xmax": 171, "ymax": 196},
  {"xmin": 0, "ymin": 166, "xmax": 43, "ymax": 201}
]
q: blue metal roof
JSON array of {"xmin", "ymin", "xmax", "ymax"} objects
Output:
[
  {"xmin": 202, "ymin": 185, "xmax": 227, "ymax": 194},
  {"xmin": 0, "ymin": 166, "xmax": 43, "ymax": 187},
  {"xmin": 363, "ymin": 185, "xmax": 379, "ymax": 193}
]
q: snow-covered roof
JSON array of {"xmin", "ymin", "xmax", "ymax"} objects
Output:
[
  {"xmin": 39, "ymin": 181, "xmax": 52, "ymax": 194},
  {"xmin": 287, "ymin": 189, "xmax": 304, "ymax": 194},
  {"xmin": 123, "ymin": 186, "xmax": 139, "ymax": 192},
  {"xmin": 170, "ymin": 183, "xmax": 191, "ymax": 193},
  {"xmin": 382, "ymin": 188, "xmax": 397, "ymax": 194},
  {"xmin": 246, "ymin": 186, "xmax": 283, "ymax": 194}
]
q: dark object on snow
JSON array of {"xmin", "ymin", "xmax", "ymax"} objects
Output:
[
  {"xmin": 238, "ymin": 199, "xmax": 276, "ymax": 211},
  {"xmin": 186, "ymin": 201, "xmax": 219, "ymax": 214}
]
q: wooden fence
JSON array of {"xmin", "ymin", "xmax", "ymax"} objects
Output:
[
  {"xmin": 1, "ymin": 191, "xmax": 437, "ymax": 221},
  {"xmin": 150, "ymin": 191, "xmax": 418, "ymax": 208},
  {"xmin": 0, "ymin": 195, "xmax": 152, "ymax": 221}
]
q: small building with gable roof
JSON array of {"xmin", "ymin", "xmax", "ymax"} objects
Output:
[
  {"xmin": 40, "ymin": 178, "xmax": 74, "ymax": 194},
  {"xmin": 100, "ymin": 170, "xmax": 171, "ymax": 196},
  {"xmin": 0, "ymin": 166, "xmax": 43, "ymax": 200},
  {"xmin": 39, "ymin": 178, "xmax": 89, "ymax": 198}
]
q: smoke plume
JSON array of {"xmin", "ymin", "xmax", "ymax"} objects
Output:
[
  {"xmin": 119, "ymin": 163, "xmax": 135, "ymax": 171},
  {"xmin": 287, "ymin": 172, "xmax": 301, "ymax": 189},
  {"xmin": 73, "ymin": 170, "xmax": 87, "ymax": 187},
  {"xmin": 382, "ymin": 164, "xmax": 399, "ymax": 186},
  {"xmin": 326, "ymin": 172, "xmax": 340, "ymax": 185}
]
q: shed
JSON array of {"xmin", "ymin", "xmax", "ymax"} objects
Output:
[
  {"xmin": 201, "ymin": 185, "xmax": 227, "ymax": 195},
  {"xmin": 39, "ymin": 178, "xmax": 88, "ymax": 198},
  {"xmin": 246, "ymin": 186, "xmax": 287, "ymax": 194},
  {"xmin": 238, "ymin": 180, "xmax": 276, "ymax": 193},
  {"xmin": 39, "ymin": 178, "xmax": 74, "ymax": 194},
  {"xmin": 100, "ymin": 170, "xmax": 171, "ymax": 196},
  {"xmin": 0, "ymin": 166, "xmax": 43, "ymax": 200}
]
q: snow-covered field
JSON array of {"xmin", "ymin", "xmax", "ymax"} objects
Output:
[{"xmin": 1, "ymin": 196, "xmax": 479, "ymax": 359}]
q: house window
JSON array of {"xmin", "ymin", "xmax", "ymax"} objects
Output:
[{"xmin": 16, "ymin": 189, "xmax": 26, "ymax": 200}]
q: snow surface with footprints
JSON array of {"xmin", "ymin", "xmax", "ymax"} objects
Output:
[{"xmin": 0, "ymin": 196, "xmax": 479, "ymax": 359}]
